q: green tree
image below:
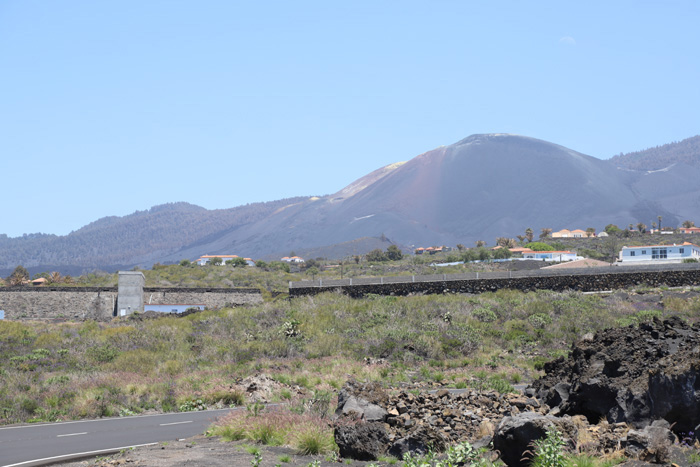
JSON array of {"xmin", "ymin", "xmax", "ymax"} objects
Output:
[
  {"xmin": 305, "ymin": 266, "xmax": 320, "ymax": 280},
  {"xmin": 492, "ymin": 247, "xmax": 512, "ymax": 259},
  {"xmin": 456, "ymin": 244, "xmax": 465, "ymax": 252},
  {"xmin": 477, "ymin": 247, "xmax": 491, "ymax": 261},
  {"xmin": 525, "ymin": 242, "xmax": 555, "ymax": 251},
  {"xmin": 209, "ymin": 257, "xmax": 223, "ymax": 266},
  {"xmin": 604, "ymin": 224, "xmax": 622, "ymax": 234},
  {"xmin": 8, "ymin": 265, "xmax": 29, "ymax": 286},
  {"xmin": 683, "ymin": 220, "xmax": 695, "ymax": 228},
  {"xmin": 474, "ymin": 240, "xmax": 486, "ymax": 248},
  {"xmin": 585, "ymin": 227, "xmax": 596, "ymax": 237},
  {"xmin": 226, "ymin": 257, "xmax": 248, "ymax": 267},
  {"xmin": 366, "ymin": 249, "xmax": 386, "ymax": 262},
  {"xmin": 255, "ymin": 260, "xmax": 268, "ymax": 269},
  {"xmin": 179, "ymin": 259, "xmax": 192, "ymax": 267},
  {"xmin": 385, "ymin": 245, "xmax": 403, "ymax": 261}
]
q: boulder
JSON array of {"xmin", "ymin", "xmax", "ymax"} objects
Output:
[
  {"xmin": 623, "ymin": 420, "xmax": 677, "ymax": 463},
  {"xmin": 388, "ymin": 425, "xmax": 448, "ymax": 459},
  {"xmin": 336, "ymin": 378, "xmax": 388, "ymax": 422},
  {"xmin": 334, "ymin": 421, "xmax": 389, "ymax": 461},
  {"xmin": 493, "ymin": 412, "xmax": 578, "ymax": 467}
]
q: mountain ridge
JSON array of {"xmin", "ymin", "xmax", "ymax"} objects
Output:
[{"xmin": 2, "ymin": 133, "xmax": 698, "ymax": 275}]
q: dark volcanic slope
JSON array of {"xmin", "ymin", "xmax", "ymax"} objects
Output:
[
  {"xmin": 2, "ymin": 133, "xmax": 693, "ymax": 272},
  {"xmin": 162, "ymin": 134, "xmax": 671, "ymax": 261}
]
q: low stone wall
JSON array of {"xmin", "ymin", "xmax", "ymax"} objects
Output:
[
  {"xmin": 289, "ymin": 268, "xmax": 700, "ymax": 298},
  {"xmin": 0, "ymin": 288, "xmax": 117, "ymax": 321},
  {"xmin": 142, "ymin": 287, "xmax": 262, "ymax": 309},
  {"xmin": 0, "ymin": 287, "xmax": 262, "ymax": 321}
]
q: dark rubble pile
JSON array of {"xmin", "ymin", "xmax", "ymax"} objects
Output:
[
  {"xmin": 333, "ymin": 379, "xmax": 544, "ymax": 460},
  {"xmin": 529, "ymin": 316, "xmax": 700, "ymax": 433}
]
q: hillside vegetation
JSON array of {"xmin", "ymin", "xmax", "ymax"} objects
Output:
[
  {"xmin": 609, "ymin": 134, "xmax": 700, "ymax": 170},
  {"xmin": 2, "ymin": 287, "xmax": 700, "ymax": 427}
]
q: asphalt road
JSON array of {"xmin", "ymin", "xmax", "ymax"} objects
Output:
[{"xmin": 0, "ymin": 408, "xmax": 237, "ymax": 467}]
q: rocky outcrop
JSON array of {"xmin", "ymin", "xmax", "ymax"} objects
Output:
[
  {"xmin": 334, "ymin": 380, "xmax": 544, "ymax": 461},
  {"xmin": 623, "ymin": 420, "xmax": 677, "ymax": 463},
  {"xmin": 530, "ymin": 316, "xmax": 700, "ymax": 433}
]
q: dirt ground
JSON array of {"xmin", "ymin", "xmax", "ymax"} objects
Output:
[{"xmin": 55, "ymin": 435, "xmax": 371, "ymax": 467}]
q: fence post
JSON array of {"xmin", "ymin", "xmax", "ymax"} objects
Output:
[
  {"xmin": 381, "ymin": 277, "xmax": 384, "ymax": 284},
  {"xmin": 476, "ymin": 272, "xmax": 479, "ymax": 280},
  {"xmin": 319, "ymin": 279, "xmax": 322, "ymax": 287},
  {"xmin": 412, "ymin": 275, "xmax": 415, "ymax": 282}
]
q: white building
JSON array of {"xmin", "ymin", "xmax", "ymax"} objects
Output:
[
  {"xmin": 619, "ymin": 242, "xmax": 700, "ymax": 264},
  {"xmin": 522, "ymin": 250, "xmax": 579, "ymax": 262}
]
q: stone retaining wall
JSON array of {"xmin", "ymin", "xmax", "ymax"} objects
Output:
[
  {"xmin": 289, "ymin": 269, "xmax": 700, "ymax": 298},
  {"xmin": 0, "ymin": 287, "xmax": 262, "ymax": 321}
]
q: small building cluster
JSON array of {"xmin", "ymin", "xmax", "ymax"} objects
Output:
[
  {"xmin": 195, "ymin": 255, "xmax": 255, "ymax": 266},
  {"xmin": 551, "ymin": 229, "xmax": 596, "ymax": 238},
  {"xmin": 281, "ymin": 256, "xmax": 305, "ymax": 263},
  {"xmin": 414, "ymin": 246, "xmax": 452, "ymax": 255}
]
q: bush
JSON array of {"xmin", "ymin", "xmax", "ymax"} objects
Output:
[
  {"xmin": 525, "ymin": 242, "xmax": 555, "ymax": 251},
  {"xmin": 472, "ymin": 307, "xmax": 497, "ymax": 323},
  {"xmin": 530, "ymin": 426, "xmax": 566, "ymax": 467}
]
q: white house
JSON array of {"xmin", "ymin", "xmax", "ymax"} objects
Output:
[
  {"xmin": 522, "ymin": 250, "xmax": 579, "ymax": 262},
  {"xmin": 619, "ymin": 242, "xmax": 700, "ymax": 264}
]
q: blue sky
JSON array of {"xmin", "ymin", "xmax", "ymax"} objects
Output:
[{"xmin": 1, "ymin": 1, "xmax": 699, "ymax": 238}]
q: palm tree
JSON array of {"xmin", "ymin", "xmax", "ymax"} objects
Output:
[
  {"xmin": 637, "ymin": 222, "xmax": 647, "ymax": 233},
  {"xmin": 496, "ymin": 237, "xmax": 517, "ymax": 248},
  {"xmin": 49, "ymin": 271, "xmax": 63, "ymax": 284},
  {"xmin": 475, "ymin": 240, "xmax": 486, "ymax": 248},
  {"xmin": 682, "ymin": 220, "xmax": 695, "ymax": 228},
  {"xmin": 658, "ymin": 216, "xmax": 662, "ymax": 231},
  {"xmin": 540, "ymin": 228, "xmax": 552, "ymax": 239},
  {"xmin": 585, "ymin": 227, "xmax": 596, "ymax": 238},
  {"xmin": 525, "ymin": 228, "xmax": 534, "ymax": 243}
]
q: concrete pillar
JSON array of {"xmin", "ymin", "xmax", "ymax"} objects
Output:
[{"xmin": 117, "ymin": 271, "xmax": 145, "ymax": 316}]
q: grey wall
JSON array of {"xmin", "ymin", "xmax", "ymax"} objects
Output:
[
  {"xmin": 289, "ymin": 268, "xmax": 700, "ymax": 298},
  {"xmin": 0, "ymin": 287, "xmax": 262, "ymax": 321}
]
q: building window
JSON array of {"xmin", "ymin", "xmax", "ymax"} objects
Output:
[
  {"xmin": 642, "ymin": 250, "xmax": 646, "ymax": 254},
  {"xmin": 680, "ymin": 248, "xmax": 685, "ymax": 254},
  {"xmin": 630, "ymin": 251, "xmax": 636, "ymax": 256},
  {"xmin": 652, "ymin": 247, "xmax": 667, "ymax": 259}
]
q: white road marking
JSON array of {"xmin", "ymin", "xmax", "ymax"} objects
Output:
[
  {"xmin": 0, "ymin": 407, "xmax": 237, "ymax": 431},
  {"xmin": 2, "ymin": 443, "xmax": 157, "ymax": 467},
  {"xmin": 159, "ymin": 421, "xmax": 192, "ymax": 426},
  {"xmin": 57, "ymin": 432, "xmax": 88, "ymax": 437}
]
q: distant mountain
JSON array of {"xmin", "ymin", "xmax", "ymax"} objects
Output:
[
  {"xmin": 609, "ymin": 135, "xmax": 700, "ymax": 171},
  {"xmin": 0, "ymin": 199, "xmax": 306, "ymax": 275},
  {"xmin": 2, "ymin": 134, "xmax": 698, "ymax": 275}
]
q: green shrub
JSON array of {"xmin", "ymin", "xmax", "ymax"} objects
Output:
[
  {"xmin": 472, "ymin": 307, "xmax": 497, "ymax": 323},
  {"xmin": 530, "ymin": 426, "xmax": 566, "ymax": 467}
]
